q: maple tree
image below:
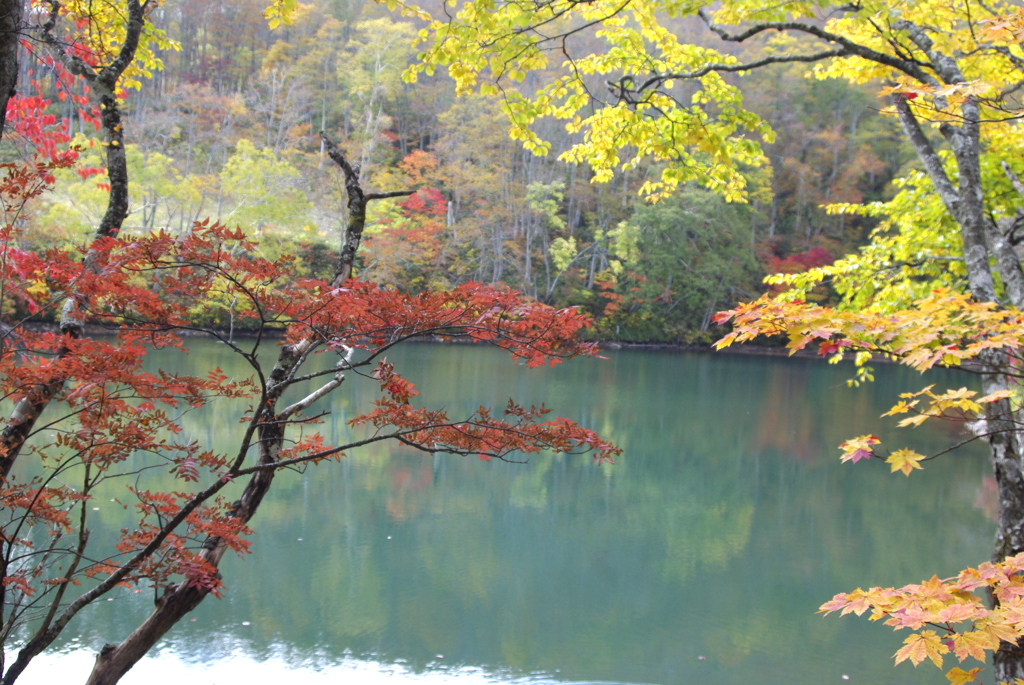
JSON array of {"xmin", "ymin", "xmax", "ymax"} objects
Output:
[
  {"xmin": 399, "ymin": 0, "xmax": 1024, "ymax": 680},
  {"xmin": 0, "ymin": 3, "xmax": 619, "ymax": 684}
]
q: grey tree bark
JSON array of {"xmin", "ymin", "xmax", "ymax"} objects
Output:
[{"xmin": 0, "ymin": 0, "xmax": 22, "ymax": 140}]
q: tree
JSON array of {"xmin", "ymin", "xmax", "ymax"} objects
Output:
[
  {"xmin": 0, "ymin": 3, "xmax": 620, "ymax": 684},
  {"xmin": 596, "ymin": 187, "xmax": 762, "ymax": 342},
  {"xmin": 402, "ymin": 0, "xmax": 1024, "ymax": 680}
]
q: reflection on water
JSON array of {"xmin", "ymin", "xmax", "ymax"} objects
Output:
[
  {"xmin": 19, "ymin": 343, "xmax": 995, "ymax": 684},
  {"xmin": 35, "ymin": 648, "xmax": 585, "ymax": 685}
]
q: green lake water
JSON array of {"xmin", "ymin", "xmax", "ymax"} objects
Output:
[{"xmin": 23, "ymin": 340, "xmax": 995, "ymax": 684}]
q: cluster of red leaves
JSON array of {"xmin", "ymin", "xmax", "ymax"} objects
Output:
[
  {"xmin": 0, "ymin": 482, "xmax": 86, "ymax": 596},
  {"xmin": 276, "ymin": 432, "xmax": 331, "ymax": 466},
  {"xmin": 0, "ymin": 332, "xmax": 250, "ymax": 472},
  {"xmin": 351, "ymin": 398, "xmax": 620, "ymax": 464},
  {"xmin": 398, "ymin": 187, "xmax": 447, "ymax": 217},
  {"xmin": 756, "ymin": 243, "xmax": 835, "ymax": 296},
  {"xmin": 115, "ymin": 491, "xmax": 252, "ymax": 596},
  {"xmin": 6, "ymin": 63, "xmax": 99, "ymax": 164},
  {"xmin": 33, "ymin": 51, "xmax": 102, "ymax": 124},
  {"xmin": 7, "ymin": 92, "xmax": 71, "ymax": 165},
  {"xmin": 292, "ymin": 279, "xmax": 600, "ymax": 368},
  {"xmin": 0, "ymin": 483, "xmax": 81, "ymax": 540},
  {"xmin": 0, "ymin": 218, "xmax": 617, "ymax": 607},
  {"xmin": 373, "ymin": 359, "xmax": 419, "ymax": 404},
  {"xmin": 594, "ymin": 274, "xmax": 626, "ymax": 316},
  {"xmin": 761, "ymin": 246, "xmax": 834, "ymax": 275}
]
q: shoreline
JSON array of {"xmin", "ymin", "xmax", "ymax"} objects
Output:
[{"xmin": 20, "ymin": 320, "xmax": 840, "ymax": 361}]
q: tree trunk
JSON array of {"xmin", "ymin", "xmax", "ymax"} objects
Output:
[
  {"xmin": 0, "ymin": 0, "xmax": 22, "ymax": 139},
  {"xmin": 80, "ymin": 136, "xmax": 414, "ymax": 685},
  {"xmin": 892, "ymin": 92, "xmax": 1024, "ymax": 681},
  {"xmin": 83, "ymin": 407, "xmax": 288, "ymax": 685}
]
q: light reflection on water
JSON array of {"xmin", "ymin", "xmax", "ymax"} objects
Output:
[{"xmin": 34, "ymin": 648, "xmax": 583, "ymax": 685}]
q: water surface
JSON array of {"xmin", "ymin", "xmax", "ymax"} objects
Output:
[{"xmin": 26, "ymin": 342, "xmax": 995, "ymax": 684}]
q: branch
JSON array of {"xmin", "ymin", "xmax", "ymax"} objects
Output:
[
  {"xmin": 277, "ymin": 368, "xmax": 346, "ymax": 419},
  {"xmin": 92, "ymin": 0, "xmax": 145, "ymax": 243},
  {"xmin": 39, "ymin": 0, "xmax": 97, "ymax": 82},
  {"xmin": 366, "ymin": 190, "xmax": 416, "ymax": 201},
  {"xmin": 696, "ymin": 7, "xmax": 938, "ymax": 86},
  {"xmin": 0, "ymin": 473, "xmax": 232, "ymax": 685},
  {"xmin": 892, "ymin": 96, "xmax": 960, "ymax": 215},
  {"xmin": 628, "ymin": 48, "xmax": 849, "ymax": 93},
  {"xmin": 97, "ymin": 0, "xmax": 145, "ymax": 91},
  {"xmin": 320, "ymin": 131, "xmax": 412, "ymax": 286},
  {"xmin": 1003, "ymin": 161, "xmax": 1024, "ymax": 201},
  {"xmin": 892, "ymin": 19, "xmax": 965, "ymax": 88}
]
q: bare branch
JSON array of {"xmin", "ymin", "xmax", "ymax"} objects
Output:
[
  {"xmin": 696, "ymin": 7, "xmax": 938, "ymax": 86},
  {"xmin": 320, "ymin": 131, "xmax": 412, "ymax": 286},
  {"xmin": 1003, "ymin": 161, "xmax": 1024, "ymax": 201},
  {"xmin": 892, "ymin": 96, "xmax": 960, "ymax": 215},
  {"xmin": 629, "ymin": 48, "xmax": 849, "ymax": 92},
  {"xmin": 277, "ymin": 368, "xmax": 345, "ymax": 419}
]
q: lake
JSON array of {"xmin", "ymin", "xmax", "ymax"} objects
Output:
[{"xmin": 21, "ymin": 340, "xmax": 994, "ymax": 684}]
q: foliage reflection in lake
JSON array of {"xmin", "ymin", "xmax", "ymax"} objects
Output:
[{"xmin": 28, "ymin": 341, "xmax": 994, "ymax": 685}]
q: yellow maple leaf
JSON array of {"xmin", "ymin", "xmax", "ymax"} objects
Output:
[
  {"xmin": 883, "ymin": 399, "xmax": 919, "ymax": 416},
  {"xmin": 951, "ymin": 630, "xmax": 999, "ymax": 661},
  {"xmin": 978, "ymin": 389, "xmax": 1014, "ymax": 404},
  {"xmin": 946, "ymin": 666, "xmax": 982, "ymax": 685},
  {"xmin": 898, "ymin": 414, "xmax": 931, "ymax": 428},
  {"xmin": 887, "ymin": 448, "xmax": 926, "ymax": 476},
  {"xmin": 977, "ymin": 615, "xmax": 1021, "ymax": 642},
  {"xmin": 896, "ymin": 630, "xmax": 948, "ymax": 667}
]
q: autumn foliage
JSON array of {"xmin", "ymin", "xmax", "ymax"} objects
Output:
[{"xmin": 820, "ymin": 555, "xmax": 1024, "ymax": 681}]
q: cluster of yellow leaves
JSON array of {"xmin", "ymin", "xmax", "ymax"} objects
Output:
[
  {"xmin": 770, "ymin": 128, "xmax": 1024, "ymax": 315},
  {"xmin": 395, "ymin": 0, "xmax": 1024, "ymax": 201},
  {"xmin": 262, "ymin": 0, "xmax": 298, "ymax": 29},
  {"xmin": 399, "ymin": 0, "xmax": 772, "ymax": 200},
  {"xmin": 820, "ymin": 553, "xmax": 1024, "ymax": 683},
  {"xmin": 767, "ymin": 171, "xmax": 963, "ymax": 311},
  {"xmin": 808, "ymin": 0, "xmax": 1024, "ymax": 125},
  {"xmin": 59, "ymin": 0, "xmax": 180, "ymax": 91},
  {"xmin": 884, "ymin": 386, "xmax": 1014, "ymax": 428},
  {"xmin": 714, "ymin": 289, "xmax": 1024, "ymax": 372},
  {"xmin": 837, "ymin": 436, "xmax": 928, "ymax": 475}
]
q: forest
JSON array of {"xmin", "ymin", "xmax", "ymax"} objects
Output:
[{"xmin": 6, "ymin": 0, "xmax": 910, "ymax": 343}]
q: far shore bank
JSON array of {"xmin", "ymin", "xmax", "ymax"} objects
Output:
[{"xmin": 19, "ymin": 320, "xmax": 859, "ymax": 362}]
